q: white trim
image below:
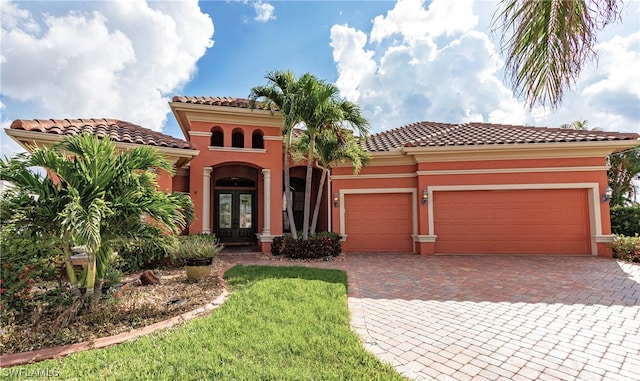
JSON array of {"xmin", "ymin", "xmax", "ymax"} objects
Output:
[
  {"xmin": 261, "ymin": 169, "xmax": 271, "ymax": 236},
  {"xmin": 416, "ymin": 166, "xmax": 608, "ymax": 176},
  {"xmin": 208, "ymin": 146, "xmax": 267, "ymax": 154},
  {"xmin": 331, "ymin": 173, "xmax": 417, "ymax": 180},
  {"xmin": 202, "ymin": 167, "xmax": 213, "ymax": 234},
  {"xmin": 595, "ymin": 234, "xmax": 616, "ymax": 243},
  {"xmin": 263, "ymin": 136, "xmax": 284, "ymax": 141},
  {"xmin": 427, "ymin": 183, "xmax": 601, "ymax": 256},
  {"xmin": 413, "ymin": 235, "xmax": 437, "ymax": 243},
  {"xmin": 339, "ymin": 188, "xmax": 418, "ymax": 253},
  {"xmin": 256, "ymin": 233, "xmax": 276, "ymax": 243},
  {"xmin": 188, "ymin": 131, "xmax": 212, "ymax": 137}
]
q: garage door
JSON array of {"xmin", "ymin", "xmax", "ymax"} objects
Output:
[
  {"xmin": 345, "ymin": 193, "xmax": 413, "ymax": 252},
  {"xmin": 433, "ymin": 189, "xmax": 591, "ymax": 254}
]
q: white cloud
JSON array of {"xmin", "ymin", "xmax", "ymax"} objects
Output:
[
  {"xmin": 0, "ymin": 0, "xmax": 214, "ymax": 135},
  {"xmin": 330, "ymin": 0, "xmax": 526, "ymax": 132},
  {"xmin": 253, "ymin": 1, "xmax": 275, "ymax": 22},
  {"xmin": 370, "ymin": 0, "xmax": 478, "ymax": 44},
  {"xmin": 330, "ymin": 0, "xmax": 640, "ymax": 134}
]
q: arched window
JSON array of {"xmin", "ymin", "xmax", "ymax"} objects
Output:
[
  {"xmin": 232, "ymin": 129, "xmax": 244, "ymax": 148},
  {"xmin": 252, "ymin": 130, "xmax": 264, "ymax": 149},
  {"xmin": 211, "ymin": 127, "xmax": 223, "ymax": 147}
]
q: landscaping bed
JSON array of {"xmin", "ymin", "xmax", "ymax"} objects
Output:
[{"xmin": 0, "ymin": 259, "xmax": 224, "ymax": 355}]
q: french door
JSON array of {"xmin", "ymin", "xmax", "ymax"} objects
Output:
[{"xmin": 215, "ymin": 191, "xmax": 256, "ymax": 243}]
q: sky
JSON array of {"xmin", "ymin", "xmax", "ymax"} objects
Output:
[{"xmin": 1, "ymin": 0, "xmax": 639, "ymax": 157}]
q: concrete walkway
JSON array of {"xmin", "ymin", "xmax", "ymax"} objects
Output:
[{"xmin": 221, "ymin": 254, "xmax": 640, "ymax": 381}]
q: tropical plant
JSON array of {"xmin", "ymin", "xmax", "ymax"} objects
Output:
[
  {"xmin": 608, "ymin": 147, "xmax": 640, "ymax": 206},
  {"xmin": 493, "ymin": 0, "xmax": 624, "ymax": 109},
  {"xmin": 560, "ymin": 120, "xmax": 589, "ymax": 130},
  {"xmin": 292, "ymin": 73, "xmax": 370, "ymax": 239},
  {"xmin": 293, "ymin": 129, "xmax": 370, "ymax": 233},
  {"xmin": 0, "ymin": 133, "xmax": 194, "ymax": 311},
  {"xmin": 249, "ymin": 70, "xmax": 302, "ymax": 239},
  {"xmin": 558, "ymin": 119, "xmax": 638, "ymax": 206}
]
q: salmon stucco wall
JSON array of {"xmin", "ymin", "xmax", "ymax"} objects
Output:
[{"xmin": 330, "ymin": 154, "xmax": 615, "ymax": 257}]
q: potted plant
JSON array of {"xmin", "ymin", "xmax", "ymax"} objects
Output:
[{"xmin": 175, "ymin": 234, "xmax": 224, "ymax": 280}]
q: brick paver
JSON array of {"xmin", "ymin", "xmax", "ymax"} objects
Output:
[{"xmin": 221, "ymin": 254, "xmax": 640, "ymax": 380}]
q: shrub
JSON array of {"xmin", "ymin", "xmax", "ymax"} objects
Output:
[
  {"xmin": 111, "ymin": 227, "xmax": 179, "ymax": 272},
  {"xmin": 610, "ymin": 204, "xmax": 640, "ymax": 236},
  {"xmin": 271, "ymin": 236, "xmax": 283, "ymax": 256},
  {"xmin": 274, "ymin": 232, "xmax": 342, "ymax": 259},
  {"xmin": 610, "ymin": 234, "xmax": 640, "ymax": 263},
  {"xmin": 0, "ymin": 227, "xmax": 64, "ymax": 315},
  {"xmin": 175, "ymin": 234, "xmax": 224, "ymax": 260}
]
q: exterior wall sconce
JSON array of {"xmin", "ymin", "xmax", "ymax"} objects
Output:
[
  {"xmin": 421, "ymin": 188, "xmax": 428, "ymax": 205},
  {"xmin": 601, "ymin": 186, "xmax": 613, "ymax": 203},
  {"xmin": 333, "ymin": 192, "xmax": 339, "ymax": 208}
]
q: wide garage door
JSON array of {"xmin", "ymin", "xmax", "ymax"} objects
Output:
[
  {"xmin": 345, "ymin": 193, "xmax": 413, "ymax": 252},
  {"xmin": 433, "ymin": 189, "xmax": 591, "ymax": 254}
]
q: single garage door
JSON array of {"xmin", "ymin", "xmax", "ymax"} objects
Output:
[
  {"xmin": 345, "ymin": 193, "xmax": 413, "ymax": 252},
  {"xmin": 433, "ymin": 189, "xmax": 591, "ymax": 254}
]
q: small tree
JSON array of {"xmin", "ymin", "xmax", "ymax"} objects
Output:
[
  {"xmin": 1, "ymin": 133, "xmax": 194, "ymax": 316},
  {"xmin": 293, "ymin": 74, "xmax": 370, "ymax": 239}
]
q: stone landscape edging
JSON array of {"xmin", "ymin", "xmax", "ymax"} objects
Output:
[{"xmin": 0, "ymin": 290, "xmax": 229, "ymax": 368}]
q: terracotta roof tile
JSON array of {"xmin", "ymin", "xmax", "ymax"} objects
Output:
[
  {"xmin": 172, "ymin": 96, "xmax": 274, "ymax": 110},
  {"xmin": 363, "ymin": 122, "xmax": 639, "ymax": 151},
  {"xmin": 10, "ymin": 119, "xmax": 193, "ymax": 150}
]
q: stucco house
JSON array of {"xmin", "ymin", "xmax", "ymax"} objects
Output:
[{"xmin": 7, "ymin": 96, "xmax": 639, "ymax": 256}]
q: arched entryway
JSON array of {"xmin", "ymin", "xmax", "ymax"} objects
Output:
[{"xmin": 213, "ymin": 165, "xmax": 258, "ymax": 245}]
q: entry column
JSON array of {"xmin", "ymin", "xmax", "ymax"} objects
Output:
[
  {"xmin": 202, "ymin": 167, "xmax": 212, "ymax": 234},
  {"xmin": 261, "ymin": 169, "xmax": 271, "ymax": 236}
]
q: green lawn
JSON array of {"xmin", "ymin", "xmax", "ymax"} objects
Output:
[{"xmin": 4, "ymin": 265, "xmax": 407, "ymax": 380}]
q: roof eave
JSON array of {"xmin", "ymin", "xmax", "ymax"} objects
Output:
[
  {"xmin": 5, "ymin": 128, "xmax": 200, "ymax": 167},
  {"xmin": 401, "ymin": 139, "xmax": 639, "ymax": 161}
]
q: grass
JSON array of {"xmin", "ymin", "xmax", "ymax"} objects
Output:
[{"xmin": 4, "ymin": 265, "xmax": 407, "ymax": 380}]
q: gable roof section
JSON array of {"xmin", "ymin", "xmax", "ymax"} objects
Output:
[
  {"xmin": 10, "ymin": 118, "xmax": 194, "ymax": 150},
  {"xmin": 364, "ymin": 122, "xmax": 639, "ymax": 152}
]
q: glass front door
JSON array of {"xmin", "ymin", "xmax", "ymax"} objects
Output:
[{"xmin": 215, "ymin": 191, "xmax": 256, "ymax": 243}]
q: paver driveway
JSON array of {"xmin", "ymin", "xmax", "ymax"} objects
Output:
[{"xmin": 221, "ymin": 254, "xmax": 640, "ymax": 381}]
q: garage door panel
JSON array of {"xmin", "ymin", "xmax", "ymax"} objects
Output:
[
  {"xmin": 434, "ymin": 189, "xmax": 591, "ymax": 254},
  {"xmin": 345, "ymin": 193, "xmax": 413, "ymax": 253}
]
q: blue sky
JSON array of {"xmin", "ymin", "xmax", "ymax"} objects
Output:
[{"xmin": 1, "ymin": 0, "xmax": 639, "ymax": 157}]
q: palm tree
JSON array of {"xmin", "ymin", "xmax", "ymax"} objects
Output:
[
  {"xmin": 1, "ymin": 133, "xmax": 194, "ymax": 308},
  {"xmin": 249, "ymin": 70, "xmax": 302, "ymax": 239},
  {"xmin": 493, "ymin": 0, "xmax": 623, "ymax": 109},
  {"xmin": 293, "ymin": 128, "xmax": 370, "ymax": 234},
  {"xmin": 294, "ymin": 74, "xmax": 370, "ymax": 239},
  {"xmin": 560, "ymin": 120, "xmax": 589, "ymax": 130}
]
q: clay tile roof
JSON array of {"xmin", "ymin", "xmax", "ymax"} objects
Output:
[
  {"xmin": 171, "ymin": 96, "xmax": 275, "ymax": 111},
  {"xmin": 363, "ymin": 122, "xmax": 639, "ymax": 151},
  {"xmin": 10, "ymin": 118, "xmax": 194, "ymax": 150}
]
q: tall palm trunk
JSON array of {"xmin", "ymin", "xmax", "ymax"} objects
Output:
[
  {"xmin": 302, "ymin": 137, "xmax": 315, "ymax": 240},
  {"xmin": 84, "ymin": 254, "xmax": 97, "ymax": 301},
  {"xmin": 61, "ymin": 238, "xmax": 78, "ymax": 287},
  {"xmin": 283, "ymin": 132, "xmax": 298, "ymax": 239},
  {"xmin": 310, "ymin": 165, "xmax": 328, "ymax": 234}
]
